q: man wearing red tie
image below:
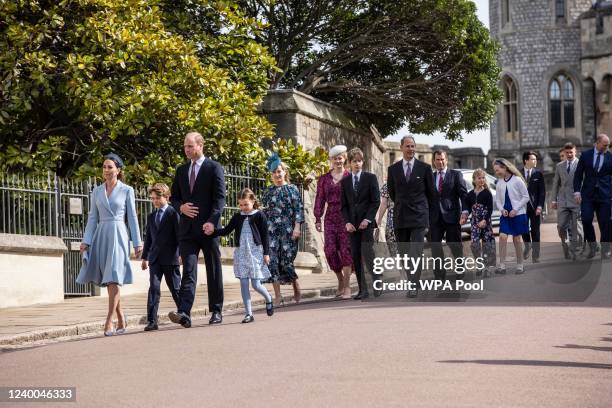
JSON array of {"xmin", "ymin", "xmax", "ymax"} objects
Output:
[
  {"xmin": 430, "ymin": 150, "xmax": 469, "ymax": 280},
  {"xmin": 169, "ymin": 132, "xmax": 226, "ymax": 328}
]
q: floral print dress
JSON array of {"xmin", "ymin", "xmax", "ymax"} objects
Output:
[{"xmin": 262, "ymin": 184, "xmax": 305, "ymax": 284}]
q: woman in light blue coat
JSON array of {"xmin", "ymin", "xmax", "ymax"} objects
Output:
[{"xmin": 77, "ymin": 154, "xmax": 143, "ymax": 336}]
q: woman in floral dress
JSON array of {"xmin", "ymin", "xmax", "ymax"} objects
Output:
[
  {"xmin": 376, "ymin": 183, "xmax": 397, "ymax": 257},
  {"xmin": 262, "ymin": 154, "xmax": 305, "ymax": 305},
  {"xmin": 314, "ymin": 145, "xmax": 353, "ymax": 299}
]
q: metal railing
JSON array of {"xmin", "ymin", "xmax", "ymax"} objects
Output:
[{"xmin": 0, "ymin": 165, "xmax": 306, "ymax": 295}]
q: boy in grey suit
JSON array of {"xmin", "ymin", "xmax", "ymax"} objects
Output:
[{"xmin": 551, "ymin": 143, "xmax": 582, "ymax": 260}]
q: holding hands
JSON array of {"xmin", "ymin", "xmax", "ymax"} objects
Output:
[{"xmin": 203, "ymin": 222, "xmax": 214, "ymax": 235}]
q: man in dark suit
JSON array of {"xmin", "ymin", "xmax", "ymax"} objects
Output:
[
  {"xmin": 341, "ymin": 147, "xmax": 380, "ymax": 300},
  {"xmin": 169, "ymin": 131, "xmax": 226, "ymax": 327},
  {"xmin": 573, "ymin": 134, "xmax": 612, "ymax": 259},
  {"xmin": 520, "ymin": 151, "xmax": 546, "ymax": 263},
  {"xmin": 430, "ymin": 150, "xmax": 468, "ymax": 280},
  {"xmin": 141, "ymin": 183, "xmax": 181, "ymax": 331},
  {"xmin": 387, "ymin": 136, "xmax": 436, "ymax": 297}
]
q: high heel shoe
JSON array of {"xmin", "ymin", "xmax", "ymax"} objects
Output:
[
  {"xmin": 116, "ymin": 313, "xmax": 127, "ymax": 335},
  {"xmin": 104, "ymin": 324, "xmax": 114, "ymax": 337},
  {"xmin": 266, "ymin": 301, "xmax": 274, "ymax": 316}
]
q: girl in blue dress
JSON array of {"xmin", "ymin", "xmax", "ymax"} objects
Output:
[
  {"xmin": 77, "ymin": 154, "xmax": 142, "ymax": 336},
  {"xmin": 493, "ymin": 158, "xmax": 530, "ymax": 274},
  {"xmin": 210, "ymin": 188, "xmax": 274, "ymax": 323}
]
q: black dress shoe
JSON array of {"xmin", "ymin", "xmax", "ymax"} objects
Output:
[
  {"xmin": 241, "ymin": 315, "xmax": 254, "ymax": 323},
  {"xmin": 532, "ymin": 257, "xmax": 540, "ymax": 263},
  {"xmin": 169, "ymin": 311, "xmax": 191, "ymax": 328},
  {"xmin": 144, "ymin": 322, "xmax": 158, "ymax": 331},
  {"xmin": 360, "ymin": 292, "xmax": 370, "ymax": 300},
  {"xmin": 407, "ymin": 289, "xmax": 418, "ymax": 298},
  {"xmin": 209, "ymin": 312, "xmax": 223, "ymax": 325},
  {"xmin": 353, "ymin": 292, "xmax": 363, "ymax": 300},
  {"xmin": 266, "ymin": 301, "xmax": 274, "ymax": 316}
]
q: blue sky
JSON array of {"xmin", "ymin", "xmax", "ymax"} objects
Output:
[{"xmin": 387, "ymin": 0, "xmax": 491, "ymax": 152}]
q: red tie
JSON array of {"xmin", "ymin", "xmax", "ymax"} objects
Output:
[
  {"xmin": 189, "ymin": 162, "xmax": 196, "ymax": 193},
  {"xmin": 438, "ymin": 172, "xmax": 444, "ymax": 193}
]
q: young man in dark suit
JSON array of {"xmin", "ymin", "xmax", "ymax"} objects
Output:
[
  {"xmin": 169, "ymin": 131, "xmax": 226, "ymax": 328},
  {"xmin": 520, "ymin": 151, "xmax": 546, "ymax": 263},
  {"xmin": 387, "ymin": 136, "xmax": 436, "ymax": 297},
  {"xmin": 141, "ymin": 183, "xmax": 181, "ymax": 331},
  {"xmin": 573, "ymin": 134, "xmax": 612, "ymax": 259},
  {"xmin": 430, "ymin": 150, "xmax": 469, "ymax": 280},
  {"xmin": 341, "ymin": 148, "xmax": 381, "ymax": 300}
]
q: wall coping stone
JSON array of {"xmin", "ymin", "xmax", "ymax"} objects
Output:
[{"xmin": 0, "ymin": 233, "xmax": 67, "ymax": 256}]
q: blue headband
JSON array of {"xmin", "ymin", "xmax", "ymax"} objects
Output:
[
  {"xmin": 267, "ymin": 152, "xmax": 282, "ymax": 172},
  {"xmin": 104, "ymin": 153, "xmax": 124, "ymax": 168}
]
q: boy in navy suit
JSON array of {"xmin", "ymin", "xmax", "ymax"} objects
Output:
[{"xmin": 141, "ymin": 183, "xmax": 181, "ymax": 331}]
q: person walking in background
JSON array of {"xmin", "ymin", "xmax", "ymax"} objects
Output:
[
  {"xmin": 520, "ymin": 151, "xmax": 546, "ymax": 263},
  {"xmin": 551, "ymin": 143, "xmax": 582, "ymax": 260},
  {"xmin": 573, "ymin": 134, "xmax": 612, "ymax": 260},
  {"xmin": 141, "ymin": 183, "xmax": 181, "ymax": 332},
  {"xmin": 77, "ymin": 153, "xmax": 142, "ymax": 336},
  {"xmin": 429, "ymin": 150, "xmax": 469, "ymax": 280},
  {"xmin": 208, "ymin": 188, "xmax": 274, "ymax": 323},
  {"xmin": 314, "ymin": 145, "xmax": 353, "ymax": 299},
  {"xmin": 262, "ymin": 153, "xmax": 305, "ymax": 305},
  {"xmin": 464, "ymin": 169, "xmax": 496, "ymax": 277},
  {"xmin": 386, "ymin": 136, "xmax": 435, "ymax": 298},
  {"xmin": 341, "ymin": 147, "xmax": 380, "ymax": 300},
  {"xmin": 493, "ymin": 158, "xmax": 530, "ymax": 275},
  {"xmin": 375, "ymin": 182, "xmax": 397, "ymax": 257},
  {"xmin": 169, "ymin": 131, "xmax": 226, "ymax": 328}
]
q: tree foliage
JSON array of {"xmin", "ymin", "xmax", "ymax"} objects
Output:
[
  {"xmin": 241, "ymin": 0, "xmax": 502, "ymax": 138},
  {"xmin": 0, "ymin": 0, "xmax": 325, "ymax": 185}
]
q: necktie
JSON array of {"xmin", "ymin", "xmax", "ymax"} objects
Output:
[
  {"xmin": 405, "ymin": 162, "xmax": 411, "ymax": 181},
  {"xmin": 566, "ymin": 161, "xmax": 571, "ymax": 174},
  {"xmin": 526, "ymin": 169, "xmax": 531, "ymax": 183},
  {"xmin": 353, "ymin": 175, "xmax": 359, "ymax": 192},
  {"xmin": 594, "ymin": 152, "xmax": 602, "ymax": 172},
  {"xmin": 438, "ymin": 171, "xmax": 444, "ymax": 193},
  {"xmin": 155, "ymin": 209, "xmax": 163, "ymax": 227},
  {"xmin": 189, "ymin": 161, "xmax": 196, "ymax": 192}
]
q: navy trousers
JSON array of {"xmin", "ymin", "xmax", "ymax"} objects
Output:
[{"xmin": 147, "ymin": 264, "xmax": 181, "ymax": 323}]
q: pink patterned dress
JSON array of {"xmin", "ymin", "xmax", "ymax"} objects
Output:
[{"xmin": 314, "ymin": 171, "xmax": 353, "ymax": 272}]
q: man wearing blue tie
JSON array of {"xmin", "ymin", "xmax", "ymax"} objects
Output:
[{"xmin": 573, "ymin": 134, "xmax": 612, "ymax": 259}]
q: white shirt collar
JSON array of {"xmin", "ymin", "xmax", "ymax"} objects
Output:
[
  {"xmin": 352, "ymin": 170, "xmax": 362, "ymax": 179},
  {"xmin": 241, "ymin": 209, "xmax": 259, "ymax": 216},
  {"xmin": 158, "ymin": 204, "xmax": 169, "ymax": 212},
  {"xmin": 402, "ymin": 157, "xmax": 415, "ymax": 168},
  {"xmin": 436, "ymin": 167, "xmax": 448, "ymax": 174},
  {"xmin": 191, "ymin": 156, "xmax": 205, "ymax": 166}
]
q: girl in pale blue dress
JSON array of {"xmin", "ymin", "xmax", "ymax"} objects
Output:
[
  {"xmin": 77, "ymin": 154, "xmax": 142, "ymax": 336},
  {"xmin": 211, "ymin": 188, "xmax": 273, "ymax": 323}
]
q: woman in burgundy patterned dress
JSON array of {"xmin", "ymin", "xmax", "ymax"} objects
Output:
[{"xmin": 314, "ymin": 145, "xmax": 353, "ymax": 299}]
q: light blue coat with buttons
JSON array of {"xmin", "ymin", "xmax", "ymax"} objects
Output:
[{"xmin": 76, "ymin": 181, "xmax": 142, "ymax": 286}]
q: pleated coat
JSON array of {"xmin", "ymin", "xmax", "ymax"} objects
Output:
[{"xmin": 76, "ymin": 181, "xmax": 142, "ymax": 286}]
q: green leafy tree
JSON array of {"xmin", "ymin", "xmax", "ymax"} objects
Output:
[
  {"xmin": 0, "ymin": 0, "xmax": 281, "ymax": 184},
  {"xmin": 242, "ymin": 0, "xmax": 502, "ymax": 138}
]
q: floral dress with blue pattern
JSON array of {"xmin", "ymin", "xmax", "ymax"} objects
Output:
[
  {"xmin": 234, "ymin": 212, "xmax": 271, "ymax": 280},
  {"xmin": 262, "ymin": 184, "xmax": 305, "ymax": 284}
]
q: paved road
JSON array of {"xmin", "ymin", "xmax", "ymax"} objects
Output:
[{"xmin": 1, "ymin": 294, "xmax": 611, "ymax": 407}]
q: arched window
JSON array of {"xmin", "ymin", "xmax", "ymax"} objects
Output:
[
  {"xmin": 503, "ymin": 76, "xmax": 519, "ymax": 140},
  {"xmin": 550, "ymin": 74, "xmax": 576, "ymax": 137}
]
